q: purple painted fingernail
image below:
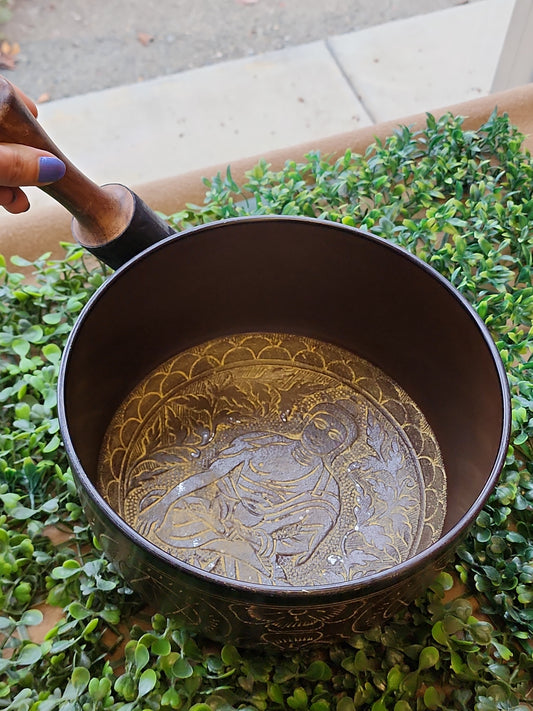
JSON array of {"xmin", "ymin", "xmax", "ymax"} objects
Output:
[{"xmin": 38, "ymin": 156, "xmax": 66, "ymax": 183}]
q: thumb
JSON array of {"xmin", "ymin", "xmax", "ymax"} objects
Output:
[{"xmin": 0, "ymin": 144, "xmax": 66, "ymax": 187}]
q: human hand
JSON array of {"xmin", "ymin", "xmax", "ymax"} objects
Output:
[{"xmin": 0, "ymin": 84, "xmax": 66, "ymax": 214}]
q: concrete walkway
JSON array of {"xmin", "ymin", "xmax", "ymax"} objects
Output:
[{"xmin": 9, "ymin": 0, "xmax": 516, "ymax": 214}]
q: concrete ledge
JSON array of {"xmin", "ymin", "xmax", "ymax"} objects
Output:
[
  {"xmin": 19, "ymin": 40, "xmax": 371, "ymax": 211},
  {"xmin": 328, "ymin": 0, "xmax": 515, "ymax": 122}
]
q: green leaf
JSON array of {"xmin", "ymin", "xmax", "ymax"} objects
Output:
[
  {"xmin": 41, "ymin": 497, "xmax": 59, "ymax": 513},
  {"xmin": 386, "ymin": 666, "xmax": 403, "ymax": 691},
  {"xmin": 0, "ymin": 492, "xmax": 20, "ymax": 510},
  {"xmin": 134, "ymin": 642, "xmax": 151, "ymax": 670},
  {"xmin": 19, "ymin": 609, "xmax": 44, "ymax": 626},
  {"xmin": 151, "ymin": 636, "xmax": 171, "ymax": 656},
  {"xmin": 137, "ymin": 668, "xmax": 157, "ymax": 697},
  {"xmin": 10, "ymin": 505, "xmax": 37, "ymax": 520},
  {"xmin": 491, "ymin": 640, "xmax": 513, "ymax": 660},
  {"xmin": 42, "ymin": 312, "xmax": 62, "ymax": 325},
  {"xmin": 423, "ymin": 686, "xmax": 442, "ymax": 710},
  {"xmin": 268, "ymin": 682, "xmax": 284, "ymax": 704},
  {"xmin": 434, "ymin": 571, "xmax": 454, "ymax": 591},
  {"xmin": 393, "ymin": 703, "xmax": 412, "ymax": 711},
  {"xmin": 305, "ymin": 660, "xmax": 332, "ymax": 681},
  {"xmin": 68, "ymin": 602, "xmax": 91, "ymax": 620},
  {"xmin": 172, "ymin": 656, "xmax": 193, "ymax": 678},
  {"xmin": 88, "ymin": 677, "xmax": 111, "ymax": 701},
  {"xmin": 82, "ymin": 618, "xmax": 99, "ymax": 637},
  {"xmin": 431, "ymin": 621, "xmax": 449, "ymax": 646},
  {"xmin": 418, "ymin": 646, "xmax": 440, "ymax": 670},
  {"xmin": 10, "ymin": 255, "xmax": 33, "ymax": 266},
  {"xmin": 310, "ymin": 701, "xmax": 330, "ymax": 711},
  {"xmin": 12, "ymin": 338, "xmax": 30, "ymax": 358},
  {"xmin": 16, "ymin": 643, "xmax": 43, "ymax": 666},
  {"xmin": 0, "ymin": 617, "xmax": 14, "ymax": 630},
  {"xmin": 336, "ymin": 698, "xmax": 356, "ymax": 711},
  {"xmin": 221, "ymin": 643, "xmax": 241, "ymax": 666},
  {"xmin": 450, "ymin": 650, "xmax": 465, "ymax": 674},
  {"xmin": 42, "ymin": 343, "xmax": 62, "ymax": 366},
  {"xmin": 71, "ymin": 666, "xmax": 90, "ymax": 691},
  {"xmin": 470, "ymin": 621, "xmax": 493, "ymax": 645},
  {"xmin": 42, "ymin": 435, "xmax": 61, "ymax": 453},
  {"xmin": 114, "ymin": 672, "xmax": 136, "ymax": 701},
  {"xmin": 138, "ymin": 633, "xmax": 157, "ymax": 648},
  {"xmin": 51, "ymin": 561, "xmax": 81, "ymax": 579},
  {"xmin": 288, "ymin": 687, "xmax": 308, "ymax": 711},
  {"xmin": 23, "ymin": 325, "xmax": 44, "ymax": 343},
  {"xmin": 99, "ymin": 606, "xmax": 121, "ymax": 625}
]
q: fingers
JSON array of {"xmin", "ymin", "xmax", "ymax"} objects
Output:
[
  {"xmin": 0, "ymin": 144, "xmax": 66, "ymax": 213},
  {"xmin": 0, "ymin": 186, "xmax": 30, "ymax": 214},
  {"xmin": 0, "ymin": 79, "xmax": 52, "ymax": 213},
  {"xmin": 0, "ymin": 144, "xmax": 66, "ymax": 188}
]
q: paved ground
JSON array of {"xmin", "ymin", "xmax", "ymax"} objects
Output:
[{"xmin": 2, "ymin": 0, "xmax": 480, "ymax": 100}]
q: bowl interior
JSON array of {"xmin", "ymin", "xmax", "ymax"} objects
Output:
[{"xmin": 60, "ymin": 217, "xmax": 509, "ymax": 568}]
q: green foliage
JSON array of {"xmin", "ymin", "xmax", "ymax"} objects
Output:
[
  {"xmin": 0, "ymin": 2, "xmax": 11, "ymax": 25},
  {"xmin": 0, "ymin": 112, "xmax": 532, "ymax": 710}
]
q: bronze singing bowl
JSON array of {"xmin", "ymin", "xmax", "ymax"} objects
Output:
[{"xmin": 58, "ymin": 216, "xmax": 510, "ymax": 649}]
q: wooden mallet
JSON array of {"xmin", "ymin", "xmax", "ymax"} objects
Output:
[{"xmin": 0, "ymin": 76, "xmax": 174, "ymax": 269}]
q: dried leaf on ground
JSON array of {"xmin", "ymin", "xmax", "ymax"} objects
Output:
[
  {"xmin": 0, "ymin": 40, "xmax": 19, "ymax": 70},
  {"xmin": 137, "ymin": 32, "xmax": 154, "ymax": 46}
]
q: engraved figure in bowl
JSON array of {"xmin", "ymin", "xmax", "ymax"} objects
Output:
[{"xmin": 134, "ymin": 403, "xmax": 358, "ymax": 584}]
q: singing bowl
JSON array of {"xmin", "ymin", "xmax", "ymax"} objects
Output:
[{"xmin": 58, "ymin": 216, "xmax": 510, "ymax": 649}]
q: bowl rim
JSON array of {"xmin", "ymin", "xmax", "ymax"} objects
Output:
[{"xmin": 58, "ymin": 215, "xmax": 512, "ymax": 599}]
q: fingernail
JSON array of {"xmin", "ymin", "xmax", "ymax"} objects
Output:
[{"xmin": 38, "ymin": 156, "xmax": 66, "ymax": 183}]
